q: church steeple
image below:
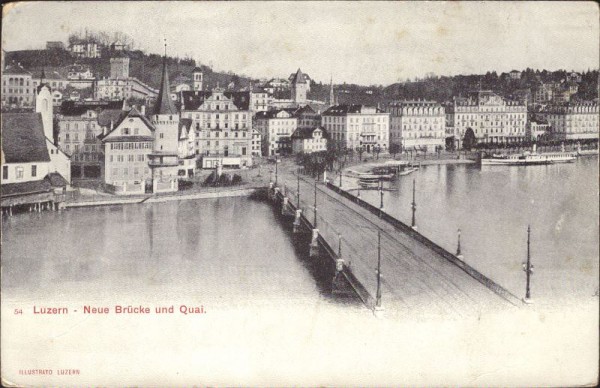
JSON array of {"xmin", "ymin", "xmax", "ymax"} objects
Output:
[{"xmin": 153, "ymin": 40, "xmax": 177, "ymax": 116}]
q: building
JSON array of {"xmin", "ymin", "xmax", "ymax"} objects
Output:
[
  {"xmin": 57, "ymin": 100, "xmax": 125, "ymax": 179},
  {"xmin": 67, "ymin": 65, "xmax": 95, "ymax": 81},
  {"xmin": 179, "ymin": 89, "xmax": 255, "ymax": 168},
  {"xmin": 70, "ymin": 41, "xmax": 102, "ymax": 58},
  {"xmin": 446, "ymin": 91, "xmax": 527, "ymax": 145},
  {"xmin": 2, "ymin": 63, "xmax": 34, "ymax": 108},
  {"xmin": 1, "ymin": 85, "xmax": 71, "ymax": 211},
  {"xmin": 251, "ymin": 129, "xmax": 262, "ymax": 157},
  {"xmin": 249, "ymin": 87, "xmax": 271, "ymax": 112},
  {"xmin": 177, "ymin": 119, "xmax": 196, "ymax": 178},
  {"xmin": 291, "ymin": 127, "xmax": 328, "ymax": 154},
  {"xmin": 293, "ymin": 105, "xmax": 321, "ymax": 131},
  {"xmin": 96, "ymin": 54, "xmax": 157, "ymax": 102},
  {"xmin": 321, "ymin": 104, "xmax": 390, "ymax": 153},
  {"xmin": 255, "ymin": 109, "xmax": 298, "ymax": 156},
  {"xmin": 262, "ymin": 78, "xmax": 289, "ymax": 94},
  {"xmin": 536, "ymin": 102, "xmax": 599, "ymax": 140},
  {"xmin": 509, "ymin": 70, "xmax": 522, "ymax": 80},
  {"xmin": 192, "ymin": 67, "xmax": 203, "ymax": 91},
  {"xmin": 100, "ymin": 107, "xmax": 155, "ymax": 194},
  {"xmin": 289, "ymin": 68, "xmax": 310, "ymax": 104},
  {"xmin": 526, "ymin": 117, "xmax": 550, "ymax": 141},
  {"xmin": 110, "ymin": 52, "xmax": 130, "ymax": 79},
  {"xmin": 387, "ymin": 100, "xmax": 445, "ymax": 153},
  {"xmin": 96, "ymin": 77, "xmax": 157, "ymax": 102}
]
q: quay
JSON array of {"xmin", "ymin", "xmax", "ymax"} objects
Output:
[{"xmin": 268, "ymin": 172, "xmax": 522, "ymax": 318}]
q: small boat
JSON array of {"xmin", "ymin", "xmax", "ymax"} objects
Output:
[
  {"xmin": 398, "ymin": 167, "xmax": 418, "ymax": 176},
  {"xmin": 358, "ymin": 173, "xmax": 394, "ymax": 187}
]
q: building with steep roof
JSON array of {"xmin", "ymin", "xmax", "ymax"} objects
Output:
[
  {"xmin": 147, "ymin": 54, "xmax": 180, "ymax": 192},
  {"xmin": 100, "ymin": 107, "xmax": 155, "ymax": 194},
  {"xmin": 289, "ymin": 68, "xmax": 311, "ymax": 104},
  {"xmin": 321, "ymin": 104, "xmax": 389, "ymax": 152}
]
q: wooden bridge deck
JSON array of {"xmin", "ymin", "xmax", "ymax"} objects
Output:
[{"xmin": 276, "ymin": 173, "xmax": 519, "ymax": 319}]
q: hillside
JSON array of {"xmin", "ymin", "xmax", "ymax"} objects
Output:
[{"xmin": 4, "ymin": 49, "xmax": 258, "ymax": 91}]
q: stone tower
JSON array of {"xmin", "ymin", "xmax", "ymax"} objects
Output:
[
  {"xmin": 290, "ymin": 68, "xmax": 309, "ymax": 104},
  {"xmin": 110, "ymin": 52, "xmax": 130, "ymax": 79},
  {"xmin": 193, "ymin": 67, "xmax": 203, "ymax": 91}
]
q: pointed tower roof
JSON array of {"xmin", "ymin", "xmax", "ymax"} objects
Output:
[
  {"xmin": 289, "ymin": 68, "xmax": 310, "ymax": 84},
  {"xmin": 153, "ymin": 55, "xmax": 178, "ymax": 116}
]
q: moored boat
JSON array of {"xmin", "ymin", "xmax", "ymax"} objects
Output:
[{"xmin": 481, "ymin": 151, "xmax": 576, "ymax": 166}]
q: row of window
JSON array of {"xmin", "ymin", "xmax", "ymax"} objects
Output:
[
  {"xmin": 109, "ymin": 154, "xmax": 147, "ymax": 162},
  {"xmin": 109, "ymin": 142, "xmax": 152, "ymax": 150},
  {"xmin": 2, "ymin": 164, "xmax": 37, "ymax": 180}
]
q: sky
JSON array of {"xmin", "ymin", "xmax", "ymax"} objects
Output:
[{"xmin": 2, "ymin": 1, "xmax": 599, "ymax": 85}]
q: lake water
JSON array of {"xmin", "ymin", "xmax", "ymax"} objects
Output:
[
  {"xmin": 352, "ymin": 156, "xmax": 599, "ymax": 306},
  {"xmin": 1, "ymin": 196, "xmax": 359, "ymax": 309}
]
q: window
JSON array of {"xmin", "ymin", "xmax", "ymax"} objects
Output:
[
  {"xmin": 16, "ymin": 166, "xmax": 24, "ymax": 179},
  {"xmin": 2, "ymin": 165, "xmax": 8, "ymax": 180},
  {"xmin": 31, "ymin": 165, "xmax": 37, "ymax": 177}
]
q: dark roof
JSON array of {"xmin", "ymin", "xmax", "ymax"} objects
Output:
[
  {"xmin": 103, "ymin": 135, "xmax": 155, "ymax": 143},
  {"xmin": 255, "ymin": 109, "xmax": 295, "ymax": 120},
  {"xmin": 3, "ymin": 64, "xmax": 31, "ymax": 76},
  {"xmin": 44, "ymin": 172, "xmax": 69, "ymax": 188},
  {"xmin": 192, "ymin": 67, "xmax": 203, "ymax": 73},
  {"xmin": 60, "ymin": 100, "xmax": 124, "ymax": 116},
  {"xmin": 179, "ymin": 91, "xmax": 251, "ymax": 111},
  {"xmin": 291, "ymin": 127, "xmax": 326, "ymax": 140},
  {"xmin": 289, "ymin": 68, "xmax": 310, "ymax": 84},
  {"xmin": 1, "ymin": 179, "xmax": 52, "ymax": 198},
  {"xmin": 97, "ymin": 109, "xmax": 127, "ymax": 127},
  {"xmin": 1, "ymin": 113, "xmax": 51, "ymax": 163},
  {"xmin": 322, "ymin": 104, "xmax": 382, "ymax": 116},
  {"xmin": 153, "ymin": 58, "xmax": 178, "ymax": 115}
]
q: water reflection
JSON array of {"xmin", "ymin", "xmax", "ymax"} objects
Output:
[{"xmin": 357, "ymin": 157, "xmax": 599, "ymax": 305}]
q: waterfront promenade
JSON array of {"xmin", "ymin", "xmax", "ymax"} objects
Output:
[{"xmin": 276, "ymin": 168, "xmax": 520, "ymax": 318}]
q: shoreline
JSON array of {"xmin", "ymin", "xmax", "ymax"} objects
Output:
[{"xmin": 65, "ymin": 186, "xmax": 265, "ymax": 208}]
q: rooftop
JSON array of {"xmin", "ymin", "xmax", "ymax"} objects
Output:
[{"xmin": 1, "ymin": 113, "xmax": 51, "ymax": 164}]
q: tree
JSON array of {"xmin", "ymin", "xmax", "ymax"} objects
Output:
[
  {"xmin": 356, "ymin": 145, "xmax": 365, "ymax": 161},
  {"xmin": 374, "ymin": 144, "xmax": 382, "ymax": 160},
  {"xmin": 389, "ymin": 143, "xmax": 401, "ymax": 158},
  {"xmin": 463, "ymin": 128, "xmax": 477, "ymax": 150}
]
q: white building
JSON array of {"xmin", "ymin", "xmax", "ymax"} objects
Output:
[
  {"xmin": 291, "ymin": 127, "xmax": 328, "ymax": 154},
  {"xmin": 536, "ymin": 102, "xmax": 599, "ymax": 140},
  {"xmin": 255, "ymin": 109, "xmax": 298, "ymax": 156},
  {"xmin": 446, "ymin": 91, "xmax": 527, "ymax": 145},
  {"xmin": 321, "ymin": 104, "xmax": 389, "ymax": 153},
  {"xmin": 388, "ymin": 100, "xmax": 445, "ymax": 153}
]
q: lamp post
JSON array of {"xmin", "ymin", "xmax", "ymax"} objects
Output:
[
  {"xmin": 379, "ymin": 179, "xmax": 384, "ymax": 217},
  {"xmin": 411, "ymin": 178, "xmax": 417, "ymax": 229},
  {"xmin": 297, "ymin": 168, "xmax": 300, "ymax": 208},
  {"xmin": 275, "ymin": 158, "xmax": 278, "ymax": 186},
  {"xmin": 376, "ymin": 230, "xmax": 382, "ymax": 309},
  {"xmin": 339, "ymin": 168, "xmax": 343, "ymax": 188},
  {"xmin": 522, "ymin": 225, "xmax": 534, "ymax": 303},
  {"xmin": 313, "ymin": 178, "xmax": 317, "ymax": 228},
  {"xmin": 456, "ymin": 228, "xmax": 463, "ymax": 259}
]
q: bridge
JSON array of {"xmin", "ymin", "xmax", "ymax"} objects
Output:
[{"xmin": 268, "ymin": 169, "xmax": 523, "ymax": 318}]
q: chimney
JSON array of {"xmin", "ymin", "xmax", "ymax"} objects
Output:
[{"xmin": 141, "ymin": 105, "xmax": 146, "ymax": 116}]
